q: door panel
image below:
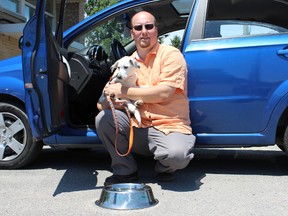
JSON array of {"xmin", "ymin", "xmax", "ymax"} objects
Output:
[
  {"xmin": 186, "ymin": 36, "xmax": 288, "ymax": 134},
  {"xmin": 184, "ymin": 0, "xmax": 288, "ymax": 135},
  {"xmin": 22, "ymin": 0, "xmax": 69, "ymax": 139}
]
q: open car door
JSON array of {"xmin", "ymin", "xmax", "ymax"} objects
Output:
[{"xmin": 21, "ymin": 0, "xmax": 69, "ymax": 139}]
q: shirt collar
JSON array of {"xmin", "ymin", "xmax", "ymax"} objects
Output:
[{"xmin": 132, "ymin": 42, "xmax": 160, "ymax": 61}]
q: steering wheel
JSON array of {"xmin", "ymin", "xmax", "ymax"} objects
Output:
[
  {"xmin": 87, "ymin": 45, "xmax": 107, "ymax": 68},
  {"xmin": 111, "ymin": 39, "xmax": 127, "ymax": 61}
]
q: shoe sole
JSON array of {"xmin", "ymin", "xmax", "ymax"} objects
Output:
[{"xmin": 104, "ymin": 176, "xmax": 139, "ymax": 186}]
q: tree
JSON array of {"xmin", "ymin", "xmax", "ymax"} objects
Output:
[
  {"xmin": 85, "ymin": 0, "xmax": 119, "ymax": 16},
  {"xmin": 170, "ymin": 35, "xmax": 181, "ymax": 49},
  {"xmin": 84, "ymin": 0, "xmax": 126, "ymax": 54}
]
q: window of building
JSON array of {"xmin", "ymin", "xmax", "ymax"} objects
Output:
[
  {"xmin": 24, "ymin": 2, "xmax": 35, "ymax": 20},
  {"xmin": 23, "ymin": 0, "xmax": 55, "ymax": 29},
  {"xmin": 2, "ymin": 0, "xmax": 19, "ymax": 13}
]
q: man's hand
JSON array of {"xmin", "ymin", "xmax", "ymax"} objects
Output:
[{"xmin": 104, "ymin": 82, "xmax": 127, "ymax": 99}]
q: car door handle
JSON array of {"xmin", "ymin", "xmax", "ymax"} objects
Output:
[{"xmin": 277, "ymin": 49, "xmax": 288, "ymax": 55}]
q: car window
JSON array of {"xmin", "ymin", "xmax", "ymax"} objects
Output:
[
  {"xmin": 171, "ymin": 0, "xmax": 195, "ymax": 14},
  {"xmin": 68, "ymin": 15, "xmax": 185, "ymax": 54},
  {"xmin": 204, "ymin": 0, "xmax": 288, "ymax": 39},
  {"xmin": 205, "ymin": 20, "xmax": 288, "ymax": 38},
  {"xmin": 160, "ymin": 29, "xmax": 184, "ymax": 49},
  {"xmin": 67, "ymin": 0, "xmax": 192, "ymax": 54},
  {"xmin": 68, "ymin": 13, "xmax": 132, "ymax": 54}
]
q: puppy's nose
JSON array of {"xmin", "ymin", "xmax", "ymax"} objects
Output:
[{"xmin": 116, "ymin": 74, "xmax": 122, "ymax": 80}]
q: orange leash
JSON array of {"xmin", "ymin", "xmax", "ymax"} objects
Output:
[{"xmin": 106, "ymin": 96, "xmax": 134, "ymax": 156}]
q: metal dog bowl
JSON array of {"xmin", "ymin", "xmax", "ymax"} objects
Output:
[{"xmin": 96, "ymin": 183, "xmax": 159, "ymax": 210}]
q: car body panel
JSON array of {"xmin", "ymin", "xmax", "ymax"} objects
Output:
[
  {"xmin": 181, "ymin": 0, "xmax": 288, "ymax": 145},
  {"xmin": 0, "ymin": 56, "xmax": 24, "ymax": 100},
  {"xmin": 186, "ymin": 35, "xmax": 288, "ymax": 133}
]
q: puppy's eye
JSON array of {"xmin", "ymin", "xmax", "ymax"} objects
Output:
[{"xmin": 124, "ymin": 66, "xmax": 129, "ymax": 69}]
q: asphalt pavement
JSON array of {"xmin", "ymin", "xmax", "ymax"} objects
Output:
[{"xmin": 1, "ymin": 145, "xmax": 288, "ymax": 216}]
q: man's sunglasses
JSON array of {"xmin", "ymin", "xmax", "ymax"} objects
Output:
[{"xmin": 133, "ymin": 24, "xmax": 155, "ymax": 31}]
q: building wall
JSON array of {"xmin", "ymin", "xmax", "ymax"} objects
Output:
[
  {"xmin": 0, "ymin": 34, "xmax": 20, "ymax": 60},
  {"xmin": 0, "ymin": 0, "xmax": 84, "ymax": 60}
]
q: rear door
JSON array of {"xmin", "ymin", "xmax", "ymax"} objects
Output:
[
  {"xmin": 183, "ymin": 0, "xmax": 288, "ymax": 143},
  {"xmin": 21, "ymin": 0, "xmax": 69, "ymax": 139}
]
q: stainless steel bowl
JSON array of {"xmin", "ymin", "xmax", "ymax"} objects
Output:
[{"xmin": 95, "ymin": 183, "xmax": 159, "ymax": 210}]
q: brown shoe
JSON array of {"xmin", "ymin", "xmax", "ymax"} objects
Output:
[{"xmin": 104, "ymin": 172, "xmax": 138, "ymax": 186}]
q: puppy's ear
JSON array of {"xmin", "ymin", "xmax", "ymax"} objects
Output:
[
  {"xmin": 129, "ymin": 58, "xmax": 140, "ymax": 69},
  {"xmin": 110, "ymin": 60, "xmax": 119, "ymax": 73}
]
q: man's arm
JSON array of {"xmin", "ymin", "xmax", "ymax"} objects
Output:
[{"xmin": 104, "ymin": 83, "xmax": 176, "ymax": 104}]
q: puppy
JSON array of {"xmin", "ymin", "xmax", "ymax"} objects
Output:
[{"xmin": 99, "ymin": 56, "xmax": 143, "ymax": 124}]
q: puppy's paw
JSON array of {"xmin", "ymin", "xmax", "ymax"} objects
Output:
[{"xmin": 134, "ymin": 100, "xmax": 144, "ymax": 107}]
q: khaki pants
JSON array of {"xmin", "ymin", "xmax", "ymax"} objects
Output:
[{"xmin": 95, "ymin": 109, "xmax": 196, "ymax": 175}]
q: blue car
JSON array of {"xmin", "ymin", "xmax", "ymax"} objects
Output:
[{"xmin": 1, "ymin": 0, "xmax": 288, "ymax": 168}]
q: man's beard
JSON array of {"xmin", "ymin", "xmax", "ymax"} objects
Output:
[{"xmin": 139, "ymin": 38, "xmax": 150, "ymax": 48}]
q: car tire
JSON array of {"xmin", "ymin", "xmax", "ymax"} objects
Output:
[
  {"xmin": 280, "ymin": 125, "xmax": 288, "ymax": 153},
  {"xmin": 0, "ymin": 102, "xmax": 43, "ymax": 169}
]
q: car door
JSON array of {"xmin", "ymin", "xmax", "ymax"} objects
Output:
[
  {"xmin": 183, "ymin": 0, "xmax": 288, "ymax": 144},
  {"xmin": 22, "ymin": 0, "xmax": 69, "ymax": 139}
]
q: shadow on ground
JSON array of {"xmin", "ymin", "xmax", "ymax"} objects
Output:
[{"xmin": 25, "ymin": 146, "xmax": 288, "ymax": 195}]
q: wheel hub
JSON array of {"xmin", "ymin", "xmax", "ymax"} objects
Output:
[
  {"xmin": 1, "ymin": 129, "xmax": 7, "ymax": 146},
  {"xmin": 1, "ymin": 128, "xmax": 12, "ymax": 146}
]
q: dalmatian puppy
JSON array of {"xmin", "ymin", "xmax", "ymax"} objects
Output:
[{"xmin": 99, "ymin": 56, "xmax": 143, "ymax": 124}]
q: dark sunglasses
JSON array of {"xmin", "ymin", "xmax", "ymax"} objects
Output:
[{"xmin": 133, "ymin": 24, "xmax": 155, "ymax": 31}]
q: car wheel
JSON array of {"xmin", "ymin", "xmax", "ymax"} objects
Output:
[
  {"xmin": 280, "ymin": 125, "xmax": 288, "ymax": 153},
  {"xmin": 0, "ymin": 102, "xmax": 43, "ymax": 169}
]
